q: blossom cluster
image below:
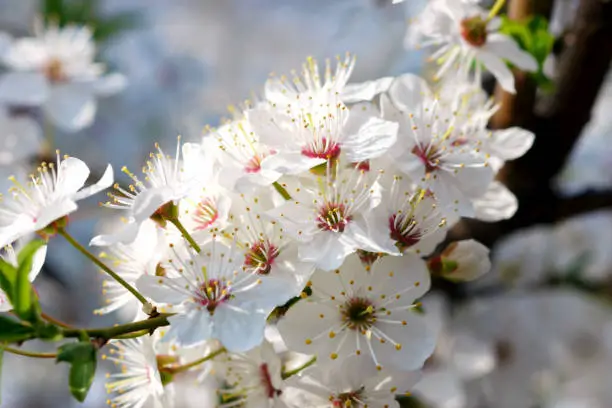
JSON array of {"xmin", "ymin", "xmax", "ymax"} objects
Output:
[
  {"xmin": 0, "ymin": 1, "xmax": 540, "ymax": 407},
  {"xmin": 91, "ymin": 53, "xmax": 530, "ymax": 406}
]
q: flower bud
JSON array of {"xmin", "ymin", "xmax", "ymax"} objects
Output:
[{"xmin": 430, "ymin": 239, "xmax": 491, "ymax": 282}]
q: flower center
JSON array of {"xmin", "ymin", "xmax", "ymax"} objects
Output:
[
  {"xmin": 460, "ymin": 16, "xmax": 488, "ymax": 47},
  {"xmin": 301, "ymin": 137, "xmax": 341, "ymax": 160},
  {"xmin": 388, "ymin": 213, "xmax": 421, "ymax": 249},
  {"xmin": 259, "ymin": 363, "xmax": 282, "ymax": 399},
  {"xmin": 317, "ymin": 202, "xmax": 352, "ymax": 233},
  {"xmin": 194, "ymin": 279, "xmax": 230, "ymax": 313},
  {"xmin": 244, "ymin": 240, "xmax": 279, "ymax": 275},
  {"xmin": 193, "ymin": 198, "xmax": 218, "ymax": 230},
  {"xmin": 341, "ymin": 297, "xmax": 376, "ymax": 331},
  {"xmin": 331, "ymin": 388, "xmax": 365, "ymax": 407},
  {"xmin": 411, "ymin": 145, "xmax": 442, "ymax": 173},
  {"xmin": 44, "ymin": 58, "xmax": 66, "ymax": 83}
]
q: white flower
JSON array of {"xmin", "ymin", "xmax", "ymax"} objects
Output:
[
  {"xmin": 0, "ymin": 151, "xmax": 113, "ymax": 248},
  {"xmin": 226, "ymin": 196, "xmax": 315, "ymax": 298},
  {"xmin": 104, "ymin": 336, "xmax": 170, "ymax": 408},
  {"xmin": 383, "ymin": 79, "xmax": 494, "ymax": 217},
  {"xmin": 213, "ymin": 117, "xmax": 281, "ymax": 192},
  {"xmin": 284, "ymin": 355, "xmax": 419, "ymax": 408},
  {"xmin": 278, "ymin": 254, "xmax": 435, "ymax": 371},
  {"xmin": 0, "ymin": 107, "xmax": 42, "ymax": 166},
  {"xmin": 369, "ymin": 175, "xmax": 448, "ymax": 256},
  {"xmin": 264, "ymin": 55, "xmax": 356, "ymax": 106},
  {"xmin": 407, "ymin": 0, "xmax": 538, "ymax": 93},
  {"xmin": 430, "ymin": 239, "xmax": 491, "ymax": 282},
  {"xmin": 136, "ymin": 239, "xmax": 294, "ymax": 352},
  {"xmin": 0, "ymin": 242, "xmax": 47, "ymax": 311},
  {"xmin": 266, "ymin": 166, "xmax": 397, "ymax": 271},
  {"xmin": 91, "ymin": 139, "xmax": 207, "ymax": 246},
  {"xmin": 94, "ymin": 220, "xmax": 165, "ymax": 318},
  {"xmin": 248, "ymin": 67, "xmax": 398, "ymax": 176},
  {"xmin": 217, "ymin": 341, "xmax": 286, "ymax": 408},
  {"xmin": 0, "ymin": 24, "xmax": 125, "ymax": 131}
]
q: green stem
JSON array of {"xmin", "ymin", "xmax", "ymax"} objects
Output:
[
  {"xmin": 273, "ymin": 181, "xmax": 292, "ymax": 201},
  {"xmin": 113, "ymin": 329, "xmax": 152, "ymax": 340},
  {"xmin": 281, "ymin": 356, "xmax": 316, "ymax": 379},
  {"xmin": 166, "ymin": 347, "xmax": 226, "ymax": 374},
  {"xmin": 62, "ymin": 314, "xmax": 171, "ymax": 340},
  {"xmin": 488, "ymin": 0, "xmax": 506, "ymax": 19},
  {"xmin": 168, "ymin": 218, "xmax": 201, "ymax": 253},
  {"xmin": 57, "ymin": 228, "xmax": 148, "ymax": 305},
  {"xmin": 4, "ymin": 346, "xmax": 57, "ymax": 359}
]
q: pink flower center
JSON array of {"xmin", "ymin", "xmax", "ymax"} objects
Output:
[
  {"xmin": 259, "ymin": 363, "xmax": 282, "ymax": 398},
  {"xmin": 317, "ymin": 202, "xmax": 352, "ymax": 233},
  {"xmin": 301, "ymin": 137, "xmax": 341, "ymax": 160},
  {"xmin": 460, "ymin": 16, "xmax": 488, "ymax": 47},
  {"xmin": 194, "ymin": 279, "xmax": 230, "ymax": 313},
  {"xmin": 193, "ymin": 198, "xmax": 218, "ymax": 230},
  {"xmin": 412, "ymin": 144, "xmax": 442, "ymax": 173},
  {"xmin": 244, "ymin": 240, "xmax": 279, "ymax": 275},
  {"xmin": 388, "ymin": 213, "xmax": 422, "ymax": 249},
  {"xmin": 332, "ymin": 389, "xmax": 364, "ymax": 407}
]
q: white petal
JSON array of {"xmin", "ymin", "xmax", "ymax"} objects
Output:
[
  {"xmin": 488, "ymin": 127, "xmax": 535, "ymax": 160},
  {"xmin": 260, "ymin": 153, "xmax": 325, "ymax": 175},
  {"xmin": 388, "ymin": 73, "xmax": 431, "ymax": 112},
  {"xmin": 56, "ymin": 157, "xmax": 90, "ymax": 196},
  {"xmin": 132, "ymin": 187, "xmax": 174, "ymax": 221},
  {"xmin": 486, "ymin": 33, "xmax": 538, "ymax": 72},
  {"xmin": 278, "ymin": 300, "xmax": 338, "ymax": 354},
  {"xmin": 372, "ymin": 311, "xmax": 436, "ymax": 371},
  {"xmin": 477, "ymin": 50, "xmax": 516, "ymax": 93},
  {"xmin": 73, "ymin": 164, "xmax": 113, "ymax": 201},
  {"xmin": 343, "ymin": 112, "xmax": 398, "ymax": 163},
  {"xmin": 90, "ymin": 221, "xmax": 140, "ymax": 246},
  {"xmin": 473, "ymin": 181, "xmax": 518, "ymax": 222},
  {"xmin": 34, "ymin": 199, "xmax": 78, "ymax": 230},
  {"xmin": 299, "ymin": 233, "xmax": 353, "ymax": 271},
  {"xmin": 45, "ymin": 83, "xmax": 96, "ymax": 132},
  {"xmin": 135, "ymin": 275, "xmax": 189, "ymax": 305},
  {"xmin": 166, "ymin": 311, "xmax": 212, "ymax": 347},
  {"xmin": 28, "ymin": 244, "xmax": 47, "ymax": 282},
  {"xmin": 213, "ymin": 306, "xmax": 267, "ymax": 352},
  {"xmin": 0, "ymin": 72, "xmax": 48, "ymax": 106},
  {"xmin": 341, "ymin": 77, "xmax": 394, "ymax": 103}
]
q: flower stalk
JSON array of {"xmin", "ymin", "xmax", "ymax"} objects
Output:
[{"xmin": 57, "ymin": 227, "xmax": 148, "ymax": 305}]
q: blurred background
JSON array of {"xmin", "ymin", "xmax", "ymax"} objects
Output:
[{"xmin": 1, "ymin": 0, "xmax": 612, "ymax": 407}]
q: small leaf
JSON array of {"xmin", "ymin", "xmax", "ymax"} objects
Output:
[
  {"xmin": 0, "ymin": 316, "xmax": 36, "ymax": 342},
  {"xmin": 13, "ymin": 241, "xmax": 45, "ymax": 323},
  {"xmin": 57, "ymin": 342, "xmax": 97, "ymax": 402},
  {"xmin": 0, "ymin": 260, "xmax": 17, "ymax": 301},
  {"xmin": 499, "ymin": 14, "xmax": 555, "ymax": 89},
  {"xmin": 0, "ymin": 346, "xmax": 4, "ymax": 405}
]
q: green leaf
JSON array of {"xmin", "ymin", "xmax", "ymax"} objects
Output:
[
  {"xmin": 0, "ymin": 316, "xmax": 36, "ymax": 342},
  {"xmin": 0, "ymin": 346, "xmax": 4, "ymax": 405},
  {"xmin": 499, "ymin": 14, "xmax": 556, "ymax": 90},
  {"xmin": 0, "ymin": 260, "xmax": 17, "ymax": 301},
  {"xmin": 13, "ymin": 241, "xmax": 45, "ymax": 323},
  {"xmin": 57, "ymin": 342, "xmax": 97, "ymax": 402}
]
